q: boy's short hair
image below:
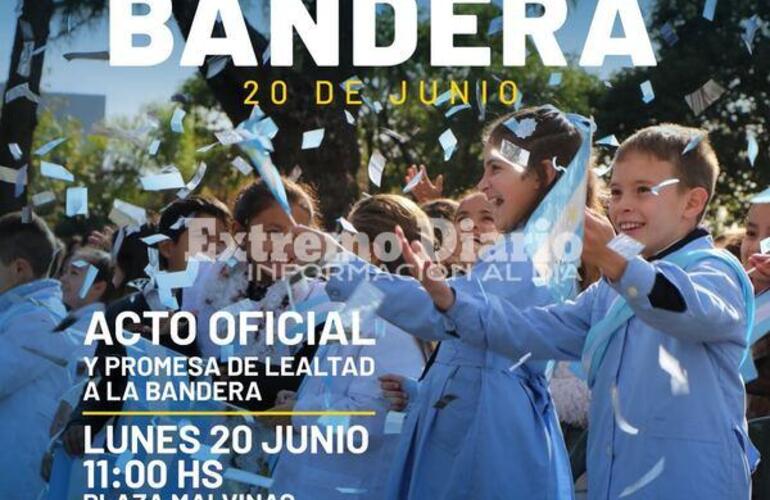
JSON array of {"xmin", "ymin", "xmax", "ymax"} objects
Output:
[
  {"xmin": 159, "ymin": 196, "xmax": 232, "ymax": 242},
  {"xmin": 0, "ymin": 212, "xmax": 57, "ymax": 278},
  {"xmin": 615, "ymin": 124, "xmax": 719, "ymax": 221}
]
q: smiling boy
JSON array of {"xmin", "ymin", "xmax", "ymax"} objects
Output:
[{"xmin": 403, "ymin": 124, "xmax": 759, "ymax": 499}]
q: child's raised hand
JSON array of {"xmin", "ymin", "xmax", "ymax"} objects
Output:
[
  {"xmin": 395, "ymin": 225, "xmax": 455, "ymax": 311},
  {"xmin": 748, "ymin": 253, "xmax": 770, "ymax": 282},
  {"xmin": 379, "ymin": 374, "xmax": 408, "ymax": 411},
  {"xmin": 405, "ymin": 164, "xmax": 444, "ymax": 203},
  {"xmin": 582, "ymin": 208, "xmax": 627, "ymax": 282}
]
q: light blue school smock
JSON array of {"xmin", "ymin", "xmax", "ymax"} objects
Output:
[
  {"xmin": 326, "ymin": 233, "xmax": 574, "ymax": 500},
  {"xmin": 440, "ymin": 234, "xmax": 758, "ymax": 499}
]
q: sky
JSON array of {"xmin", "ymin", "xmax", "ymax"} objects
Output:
[{"xmin": 0, "ymin": 0, "xmax": 655, "ymax": 119}]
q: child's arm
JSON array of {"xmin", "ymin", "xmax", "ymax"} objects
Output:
[
  {"xmin": 442, "ymin": 279, "xmax": 595, "ymax": 361},
  {"xmin": 323, "ymin": 249, "xmax": 459, "ymax": 343},
  {"xmin": 605, "ymin": 255, "xmax": 747, "ymax": 344},
  {"xmin": 581, "ymin": 210, "xmax": 748, "ymax": 344},
  {"xmin": 391, "ymin": 226, "xmax": 594, "ymax": 361}
]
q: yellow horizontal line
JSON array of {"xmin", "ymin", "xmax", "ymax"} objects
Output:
[{"xmin": 82, "ymin": 410, "xmax": 376, "ymax": 417}]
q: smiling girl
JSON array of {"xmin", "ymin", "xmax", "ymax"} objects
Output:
[{"xmin": 317, "ymin": 105, "xmax": 593, "ymax": 499}]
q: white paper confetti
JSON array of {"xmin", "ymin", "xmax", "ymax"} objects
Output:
[
  {"xmin": 205, "ymin": 55, "xmax": 229, "ymax": 79},
  {"xmin": 65, "ymin": 187, "xmax": 88, "ymax": 217},
  {"xmin": 747, "ymin": 133, "xmax": 759, "ymax": 167},
  {"xmin": 368, "ymin": 150, "xmax": 386, "ymax": 187},
  {"xmin": 596, "ymin": 135, "xmax": 620, "ymax": 148},
  {"xmin": 548, "ymin": 72, "xmax": 563, "ymax": 86},
  {"xmin": 403, "ymin": 168, "xmax": 424, "ymax": 194},
  {"xmin": 231, "ymin": 156, "xmax": 253, "ymax": 175},
  {"xmin": 40, "ymin": 161, "xmax": 74, "ymax": 182},
  {"xmin": 508, "ymin": 352, "xmax": 532, "ymax": 372},
  {"xmin": 177, "ymin": 162, "xmax": 207, "ymax": 199},
  {"xmin": 301, "ymin": 128, "xmax": 325, "ymax": 150},
  {"xmin": 344, "ymin": 109, "xmax": 356, "ymax": 125},
  {"xmin": 0, "ymin": 166, "xmax": 17, "ymax": 183},
  {"xmin": 611, "ymin": 385, "xmax": 639, "ymax": 435},
  {"xmin": 384, "ymin": 411, "xmax": 406, "ymax": 435},
  {"xmin": 78, "ymin": 264, "xmax": 99, "ymax": 299},
  {"xmin": 702, "ymin": 0, "xmax": 717, "ymax": 21},
  {"xmin": 8, "ymin": 143, "xmax": 22, "ymax": 161},
  {"xmin": 684, "ymin": 79, "xmax": 725, "ymax": 116},
  {"xmin": 63, "ymin": 51, "xmax": 110, "ymax": 61},
  {"xmin": 607, "ymin": 233, "xmax": 645, "ymax": 260},
  {"xmin": 513, "ymin": 118, "xmax": 537, "ymax": 139},
  {"xmin": 34, "ymin": 137, "xmax": 67, "ymax": 156},
  {"xmin": 337, "ymin": 217, "xmax": 358, "ymax": 234},
  {"xmin": 4, "ymin": 83, "xmax": 40, "ymax": 104},
  {"xmin": 439, "ymin": 129, "xmax": 458, "ymax": 161},
  {"xmin": 140, "ymin": 234, "xmax": 171, "ymax": 245},
  {"xmin": 761, "ymin": 237, "xmax": 770, "ymax": 255},
  {"xmin": 593, "ymin": 164, "xmax": 612, "ymax": 177},
  {"xmin": 215, "ymin": 129, "xmax": 245, "ymax": 146},
  {"xmin": 140, "ymin": 166, "xmax": 186, "ymax": 191},
  {"xmin": 222, "ymin": 468, "xmax": 274, "ymax": 489},
  {"xmin": 498, "ymin": 139, "xmax": 530, "ymax": 169},
  {"xmin": 170, "ymin": 107, "xmax": 186, "ymax": 134},
  {"xmin": 109, "ymin": 199, "xmax": 147, "ymax": 227},
  {"xmin": 488, "ymin": 16, "xmax": 502, "ymax": 36},
  {"xmin": 445, "ymin": 104, "xmax": 471, "ymax": 118},
  {"xmin": 31, "ymin": 191, "xmax": 55, "ymax": 207},
  {"xmin": 619, "ymin": 458, "xmax": 665, "ymax": 497},
  {"xmin": 196, "ymin": 142, "xmax": 217, "ymax": 153},
  {"xmin": 14, "ymin": 165, "xmax": 27, "ymax": 197},
  {"xmin": 651, "ymin": 178, "xmax": 680, "ymax": 195},
  {"xmin": 682, "ymin": 133, "xmax": 705, "ymax": 155},
  {"xmin": 640, "ymin": 81, "xmax": 655, "ymax": 104},
  {"xmin": 658, "ymin": 345, "xmax": 689, "ymax": 395}
]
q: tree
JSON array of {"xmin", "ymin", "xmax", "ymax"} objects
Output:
[
  {"xmin": 593, "ymin": 0, "xmax": 770, "ymax": 229},
  {"xmin": 0, "ymin": 0, "xmax": 107, "ymax": 216},
  {"xmin": 171, "ymin": 0, "xmax": 362, "ymax": 228}
]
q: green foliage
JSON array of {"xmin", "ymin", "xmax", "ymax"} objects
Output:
[
  {"xmin": 593, "ymin": 0, "xmax": 770, "ymax": 231},
  {"xmin": 352, "ymin": 3, "xmax": 602, "ymax": 198}
]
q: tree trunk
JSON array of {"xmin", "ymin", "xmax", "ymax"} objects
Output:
[
  {"xmin": 171, "ymin": 0, "xmax": 361, "ymax": 229},
  {"xmin": 0, "ymin": 0, "xmax": 55, "ymax": 216}
]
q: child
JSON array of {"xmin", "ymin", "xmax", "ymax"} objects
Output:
[
  {"xmin": 314, "ymin": 106, "xmax": 588, "ymax": 499},
  {"xmin": 41, "ymin": 248, "xmax": 114, "ymax": 482},
  {"xmin": 0, "ymin": 212, "xmax": 73, "ymax": 498},
  {"xmin": 740, "ymin": 201, "xmax": 770, "ymax": 418},
  {"xmin": 397, "ymin": 124, "xmax": 758, "ymax": 498},
  {"xmin": 270, "ymin": 194, "xmax": 428, "ymax": 499},
  {"xmin": 62, "ymin": 196, "xmax": 233, "ymax": 454}
]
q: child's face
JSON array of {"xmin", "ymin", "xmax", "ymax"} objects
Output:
[
  {"xmin": 60, "ymin": 260, "xmax": 104, "ymax": 309},
  {"xmin": 247, "ymin": 202, "xmax": 311, "ymax": 280},
  {"xmin": 453, "ymin": 193, "xmax": 499, "ymax": 264},
  {"xmin": 160, "ymin": 215, "xmax": 229, "ymax": 271},
  {"xmin": 608, "ymin": 151, "xmax": 705, "ymax": 257},
  {"xmin": 478, "ymin": 143, "xmax": 545, "ymax": 233},
  {"xmin": 741, "ymin": 204, "xmax": 770, "ymax": 283}
]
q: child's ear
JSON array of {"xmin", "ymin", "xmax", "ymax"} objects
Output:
[
  {"xmin": 13, "ymin": 258, "xmax": 36, "ymax": 282},
  {"xmin": 684, "ymin": 187, "xmax": 709, "ymax": 220},
  {"xmin": 540, "ymin": 159, "xmax": 558, "ymax": 187}
]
